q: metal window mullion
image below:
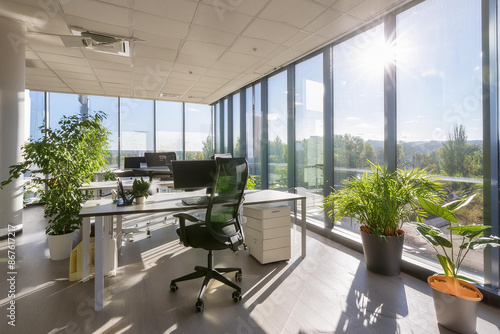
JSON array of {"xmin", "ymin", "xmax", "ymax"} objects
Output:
[
  {"xmin": 287, "ymin": 64, "xmax": 295, "ymax": 193},
  {"xmin": 153, "ymin": 101, "xmax": 157, "ymax": 152},
  {"xmin": 220, "ymin": 101, "xmax": 225, "ymax": 153},
  {"xmin": 261, "ymin": 79, "xmax": 269, "ymax": 189},
  {"xmin": 323, "ymin": 46, "xmax": 334, "ymax": 229},
  {"xmin": 182, "ymin": 102, "xmax": 186, "ymax": 160},
  {"xmin": 228, "ymin": 95, "xmax": 233, "ymax": 155},
  {"xmin": 482, "ymin": 0, "xmax": 499, "ymax": 289},
  {"xmin": 240, "ymin": 89, "xmax": 247, "ymax": 157},
  {"xmin": 384, "ymin": 13, "xmax": 397, "ymax": 172},
  {"xmin": 118, "ymin": 97, "xmax": 122, "ymax": 168}
]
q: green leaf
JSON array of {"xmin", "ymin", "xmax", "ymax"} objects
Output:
[
  {"xmin": 464, "ymin": 236, "xmax": 500, "ymax": 250},
  {"xmin": 436, "ymin": 254, "xmax": 454, "ymax": 276},
  {"xmin": 449, "ymin": 225, "xmax": 490, "ymax": 238},
  {"xmin": 417, "ymin": 196, "xmax": 457, "ymax": 223},
  {"xmin": 433, "ymin": 235, "xmax": 453, "ymax": 248}
]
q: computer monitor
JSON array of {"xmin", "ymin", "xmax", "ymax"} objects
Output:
[
  {"xmin": 172, "ymin": 160, "xmax": 216, "ymax": 191},
  {"xmin": 144, "ymin": 152, "xmax": 176, "ymax": 167}
]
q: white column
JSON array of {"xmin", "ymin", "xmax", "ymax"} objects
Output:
[{"xmin": 0, "ymin": 17, "xmax": 25, "ymax": 237}]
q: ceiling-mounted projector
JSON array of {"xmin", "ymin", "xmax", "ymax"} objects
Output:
[{"xmin": 60, "ymin": 30, "xmax": 131, "ymax": 57}]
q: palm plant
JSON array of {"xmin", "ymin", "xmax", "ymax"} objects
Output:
[{"xmin": 323, "ymin": 162, "xmax": 445, "ymax": 237}]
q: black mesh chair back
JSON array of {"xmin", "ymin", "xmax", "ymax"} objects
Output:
[
  {"xmin": 144, "ymin": 152, "xmax": 176, "ymax": 167},
  {"xmin": 206, "ymin": 157, "xmax": 248, "ymax": 250}
]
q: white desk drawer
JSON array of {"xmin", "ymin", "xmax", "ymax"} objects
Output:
[
  {"xmin": 245, "ymin": 225, "xmax": 290, "ymax": 240},
  {"xmin": 243, "ymin": 204, "xmax": 290, "ymax": 220},
  {"xmin": 245, "ymin": 215, "xmax": 290, "ymax": 230},
  {"xmin": 249, "ymin": 246, "xmax": 291, "ymax": 264}
]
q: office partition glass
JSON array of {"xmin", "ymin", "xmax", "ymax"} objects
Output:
[
  {"xmin": 185, "ymin": 103, "xmax": 213, "ymax": 160},
  {"xmin": 233, "ymin": 93, "xmax": 241, "ymax": 156},
  {"xmin": 120, "ymin": 98, "xmax": 154, "ymax": 166},
  {"xmin": 48, "ymin": 92, "xmax": 89, "ymax": 129},
  {"xmin": 295, "ymin": 54, "xmax": 324, "ymax": 221},
  {"xmin": 88, "ymin": 95, "xmax": 119, "ymax": 167},
  {"xmin": 396, "ymin": 0, "xmax": 484, "ymax": 278},
  {"xmin": 28, "ymin": 91, "xmax": 44, "ymax": 141},
  {"xmin": 333, "ymin": 24, "xmax": 385, "ymax": 234},
  {"xmin": 267, "ymin": 71, "xmax": 288, "ymax": 190},
  {"xmin": 156, "ymin": 101, "xmax": 183, "ymax": 159}
]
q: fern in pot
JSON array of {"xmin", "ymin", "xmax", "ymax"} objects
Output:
[
  {"xmin": 323, "ymin": 163, "xmax": 445, "ymax": 275},
  {"xmin": 0, "ymin": 112, "xmax": 110, "ymax": 260},
  {"xmin": 129, "ymin": 178, "xmax": 150, "ymax": 204},
  {"xmin": 411, "ymin": 194, "xmax": 500, "ymax": 334}
]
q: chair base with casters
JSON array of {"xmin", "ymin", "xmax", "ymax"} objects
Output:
[{"xmin": 169, "ymin": 249, "xmax": 242, "ymax": 312}]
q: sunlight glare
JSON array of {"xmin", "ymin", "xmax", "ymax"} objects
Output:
[{"xmin": 360, "ymin": 41, "xmax": 395, "ymax": 71}]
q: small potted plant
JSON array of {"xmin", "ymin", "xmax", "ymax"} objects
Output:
[
  {"xmin": 412, "ymin": 194, "xmax": 500, "ymax": 334},
  {"xmin": 323, "ymin": 163, "xmax": 445, "ymax": 275},
  {"xmin": 130, "ymin": 178, "xmax": 150, "ymax": 204}
]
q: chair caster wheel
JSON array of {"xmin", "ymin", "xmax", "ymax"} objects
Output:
[
  {"xmin": 195, "ymin": 299, "xmax": 204, "ymax": 312},
  {"xmin": 235, "ymin": 272, "xmax": 242, "ymax": 282},
  {"xmin": 232, "ymin": 290, "xmax": 242, "ymax": 303},
  {"xmin": 170, "ymin": 283, "xmax": 178, "ymax": 293}
]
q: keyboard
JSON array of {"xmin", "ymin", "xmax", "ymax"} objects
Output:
[{"xmin": 181, "ymin": 196, "xmax": 209, "ymax": 206}]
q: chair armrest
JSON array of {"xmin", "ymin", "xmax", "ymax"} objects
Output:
[{"xmin": 173, "ymin": 213, "xmax": 200, "ymax": 246}]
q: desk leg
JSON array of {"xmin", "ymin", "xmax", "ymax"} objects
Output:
[
  {"xmin": 116, "ymin": 214, "xmax": 122, "ymax": 254},
  {"xmin": 301, "ymin": 198, "xmax": 306, "ymax": 258},
  {"xmin": 82, "ymin": 217, "xmax": 91, "ymax": 282},
  {"xmin": 95, "ymin": 216, "xmax": 104, "ymax": 311}
]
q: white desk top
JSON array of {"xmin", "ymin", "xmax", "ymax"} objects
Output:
[
  {"xmin": 80, "ymin": 189, "xmax": 305, "ymax": 217},
  {"xmin": 79, "ymin": 180, "xmax": 174, "ymax": 191}
]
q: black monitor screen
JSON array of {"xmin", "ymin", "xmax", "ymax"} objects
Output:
[{"xmin": 172, "ymin": 160, "xmax": 216, "ymax": 190}]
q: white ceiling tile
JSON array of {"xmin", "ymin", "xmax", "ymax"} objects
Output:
[
  {"xmin": 188, "ymin": 25, "xmax": 237, "ymax": 47},
  {"xmin": 169, "ymin": 71, "xmax": 202, "ymax": 81},
  {"xmin": 81, "ymin": 49, "xmax": 132, "ymax": 64},
  {"xmin": 218, "ymin": 51, "xmax": 260, "ymax": 67},
  {"xmin": 98, "ymin": 75, "xmax": 132, "ymax": 84},
  {"xmin": 331, "ymin": 0, "xmax": 365, "ymax": 13},
  {"xmin": 94, "ymin": 68, "xmax": 131, "ymax": 78},
  {"xmin": 89, "ymin": 60, "xmax": 131, "ymax": 71},
  {"xmin": 96, "ymin": 0, "xmax": 134, "ymax": 8},
  {"xmin": 65, "ymin": 15, "xmax": 132, "ymax": 36},
  {"xmin": 193, "ymin": 3, "xmax": 253, "ymax": 34},
  {"xmin": 348, "ymin": 0, "xmax": 399, "ymax": 21},
  {"xmin": 61, "ymin": 0, "xmax": 131, "ymax": 27},
  {"xmin": 316, "ymin": 14, "xmax": 362, "ymax": 39},
  {"xmin": 55, "ymin": 71, "xmax": 97, "ymax": 81},
  {"xmin": 290, "ymin": 34, "xmax": 331, "ymax": 53},
  {"xmin": 259, "ymin": 0, "xmax": 327, "ymax": 29},
  {"xmin": 134, "ymin": 12, "xmax": 190, "ymax": 39},
  {"xmin": 204, "ymin": 68, "xmax": 240, "ymax": 80},
  {"xmin": 133, "ymin": 44, "xmax": 177, "ymax": 62},
  {"xmin": 25, "ymin": 50, "xmax": 39, "ymax": 59},
  {"xmin": 133, "ymin": 30, "xmax": 182, "ymax": 49},
  {"xmin": 180, "ymin": 40, "xmax": 226, "ymax": 60},
  {"xmin": 28, "ymin": 43, "xmax": 85, "ymax": 57},
  {"xmin": 174, "ymin": 54, "xmax": 214, "ymax": 72},
  {"xmin": 303, "ymin": 8, "xmax": 343, "ymax": 33},
  {"xmin": 210, "ymin": 61, "xmax": 247, "ymax": 73},
  {"xmin": 230, "ymin": 37, "xmax": 279, "ymax": 58},
  {"xmin": 37, "ymin": 53, "xmax": 87, "ymax": 66},
  {"xmin": 311, "ymin": 0, "xmax": 340, "ymax": 6},
  {"xmin": 204, "ymin": 0, "xmax": 270, "ymax": 17},
  {"xmin": 45, "ymin": 62, "xmax": 94, "ymax": 73},
  {"xmin": 25, "ymin": 59, "xmax": 49, "ymax": 69},
  {"xmin": 26, "ymin": 68, "xmax": 53, "ymax": 76},
  {"xmin": 134, "ymin": 0, "xmax": 199, "ymax": 22},
  {"xmin": 266, "ymin": 49, "xmax": 305, "ymax": 67},
  {"xmin": 243, "ymin": 19, "xmax": 299, "ymax": 44},
  {"xmin": 281, "ymin": 31, "xmax": 313, "ymax": 48}
]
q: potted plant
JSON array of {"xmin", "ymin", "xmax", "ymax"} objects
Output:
[
  {"xmin": 130, "ymin": 178, "xmax": 150, "ymax": 204},
  {"xmin": 323, "ymin": 163, "xmax": 445, "ymax": 275},
  {"xmin": 0, "ymin": 112, "xmax": 110, "ymax": 260},
  {"xmin": 412, "ymin": 194, "xmax": 500, "ymax": 334}
]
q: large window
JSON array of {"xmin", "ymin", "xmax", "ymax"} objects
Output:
[
  {"xmin": 156, "ymin": 101, "xmax": 183, "ymax": 158},
  {"xmin": 185, "ymin": 103, "xmax": 213, "ymax": 160},
  {"xmin": 267, "ymin": 71, "xmax": 288, "ymax": 190},
  {"xmin": 223, "ymin": 98, "xmax": 228, "ymax": 152},
  {"xmin": 48, "ymin": 92, "xmax": 89, "ymax": 129},
  {"xmin": 396, "ymin": 0, "xmax": 483, "ymax": 277},
  {"xmin": 295, "ymin": 54, "xmax": 324, "ymax": 220},
  {"xmin": 253, "ymin": 83, "xmax": 262, "ymax": 184},
  {"xmin": 120, "ymin": 98, "xmax": 154, "ymax": 165},
  {"xmin": 28, "ymin": 91, "xmax": 44, "ymax": 141},
  {"xmin": 215, "ymin": 103, "xmax": 221, "ymax": 154},
  {"xmin": 233, "ymin": 93, "xmax": 241, "ymax": 156},
  {"xmin": 89, "ymin": 96, "xmax": 118, "ymax": 167},
  {"xmin": 333, "ymin": 24, "xmax": 385, "ymax": 233}
]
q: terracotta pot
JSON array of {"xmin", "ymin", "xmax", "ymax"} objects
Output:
[
  {"xmin": 428, "ymin": 275, "xmax": 482, "ymax": 334},
  {"xmin": 360, "ymin": 229, "xmax": 404, "ymax": 276}
]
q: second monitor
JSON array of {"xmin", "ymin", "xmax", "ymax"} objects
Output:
[{"xmin": 172, "ymin": 160, "xmax": 216, "ymax": 191}]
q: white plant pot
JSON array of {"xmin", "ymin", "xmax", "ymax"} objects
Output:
[
  {"xmin": 48, "ymin": 231, "xmax": 74, "ymax": 260},
  {"xmin": 135, "ymin": 196, "xmax": 145, "ymax": 204}
]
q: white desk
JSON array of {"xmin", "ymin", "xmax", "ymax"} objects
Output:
[
  {"xmin": 79, "ymin": 180, "xmax": 174, "ymax": 198},
  {"xmin": 79, "ymin": 189, "xmax": 306, "ymax": 311}
]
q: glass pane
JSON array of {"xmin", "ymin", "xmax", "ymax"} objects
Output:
[
  {"xmin": 27, "ymin": 90, "xmax": 44, "ymax": 141},
  {"xmin": 253, "ymin": 83, "xmax": 262, "ymax": 186},
  {"xmin": 396, "ymin": 0, "xmax": 483, "ymax": 278},
  {"xmin": 233, "ymin": 93, "xmax": 241, "ymax": 156},
  {"xmin": 120, "ymin": 98, "xmax": 154, "ymax": 166},
  {"xmin": 185, "ymin": 103, "xmax": 213, "ymax": 160},
  {"xmin": 48, "ymin": 92, "xmax": 89, "ymax": 129},
  {"xmin": 268, "ymin": 71, "xmax": 288, "ymax": 190},
  {"xmin": 156, "ymin": 101, "xmax": 183, "ymax": 158},
  {"xmin": 88, "ymin": 95, "xmax": 119, "ymax": 168},
  {"xmin": 246, "ymin": 86, "xmax": 254, "ymax": 168},
  {"xmin": 295, "ymin": 54, "xmax": 324, "ymax": 221},
  {"xmin": 333, "ymin": 24, "xmax": 385, "ymax": 234}
]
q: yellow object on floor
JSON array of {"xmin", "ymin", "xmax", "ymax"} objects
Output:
[{"xmin": 69, "ymin": 239, "xmax": 95, "ymax": 281}]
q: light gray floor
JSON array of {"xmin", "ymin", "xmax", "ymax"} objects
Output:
[{"xmin": 0, "ymin": 205, "xmax": 499, "ymax": 334}]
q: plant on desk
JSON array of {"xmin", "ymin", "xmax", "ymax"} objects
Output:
[
  {"xmin": 130, "ymin": 178, "xmax": 150, "ymax": 204},
  {"xmin": 0, "ymin": 112, "xmax": 110, "ymax": 260}
]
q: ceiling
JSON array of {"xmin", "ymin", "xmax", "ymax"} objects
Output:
[{"xmin": 1, "ymin": 0, "xmax": 411, "ymax": 104}]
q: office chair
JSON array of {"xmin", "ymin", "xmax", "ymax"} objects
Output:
[
  {"xmin": 170, "ymin": 157, "xmax": 249, "ymax": 312},
  {"xmin": 144, "ymin": 152, "xmax": 176, "ymax": 181}
]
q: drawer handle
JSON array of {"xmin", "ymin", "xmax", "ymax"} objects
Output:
[{"xmin": 271, "ymin": 210, "xmax": 280, "ymax": 213}]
